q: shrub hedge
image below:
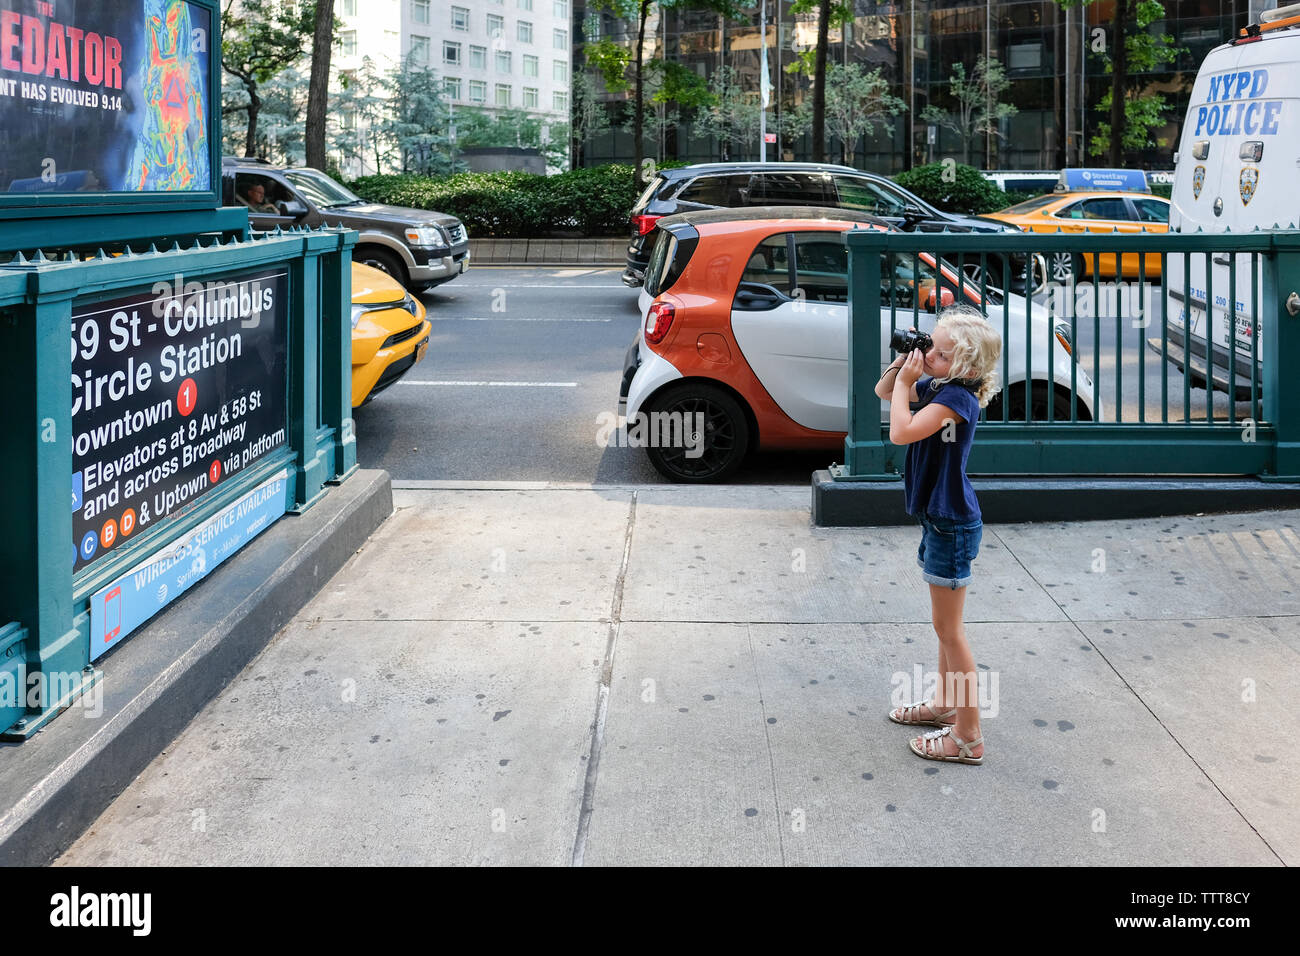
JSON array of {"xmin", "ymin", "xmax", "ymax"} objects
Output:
[
  {"xmin": 891, "ymin": 162, "xmax": 1015, "ymax": 215},
  {"xmin": 350, "ymin": 164, "xmax": 646, "ymax": 237}
]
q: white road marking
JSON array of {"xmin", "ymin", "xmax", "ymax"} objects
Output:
[
  {"xmin": 398, "ymin": 380, "xmax": 579, "ymax": 387},
  {"xmin": 426, "ymin": 315, "xmax": 613, "ymax": 322}
]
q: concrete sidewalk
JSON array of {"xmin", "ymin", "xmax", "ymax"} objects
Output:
[{"xmin": 55, "ymin": 484, "xmax": 1298, "ymax": 866}]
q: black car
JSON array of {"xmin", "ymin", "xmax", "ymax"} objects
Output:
[
  {"xmin": 222, "ymin": 157, "xmax": 470, "ymax": 292},
  {"xmin": 624, "ymin": 162, "xmax": 1036, "ymax": 292}
]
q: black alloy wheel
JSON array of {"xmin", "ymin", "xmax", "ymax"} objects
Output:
[
  {"xmin": 985, "ymin": 381, "xmax": 1082, "ymax": 422},
  {"xmin": 644, "ymin": 384, "xmax": 751, "ymax": 483}
]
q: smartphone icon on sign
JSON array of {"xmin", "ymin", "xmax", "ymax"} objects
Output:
[{"xmin": 104, "ymin": 587, "xmax": 122, "ymax": 644}]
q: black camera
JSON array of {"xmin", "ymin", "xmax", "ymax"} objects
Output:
[{"xmin": 889, "ymin": 328, "xmax": 933, "ymax": 354}]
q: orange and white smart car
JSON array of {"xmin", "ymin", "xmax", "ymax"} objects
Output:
[{"xmin": 618, "ymin": 207, "xmax": 1099, "ymax": 482}]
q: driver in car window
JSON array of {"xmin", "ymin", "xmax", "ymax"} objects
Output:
[{"xmin": 240, "ymin": 181, "xmax": 278, "ymax": 214}]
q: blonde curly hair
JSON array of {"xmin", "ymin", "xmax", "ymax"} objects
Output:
[{"xmin": 929, "ymin": 304, "xmax": 1003, "ymax": 408}]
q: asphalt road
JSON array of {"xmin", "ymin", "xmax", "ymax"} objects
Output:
[
  {"xmin": 353, "ymin": 265, "xmax": 1248, "ymax": 484},
  {"xmin": 352, "ymin": 265, "xmax": 833, "ymax": 483}
]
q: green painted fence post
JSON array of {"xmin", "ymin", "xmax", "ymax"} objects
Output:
[
  {"xmin": 0, "ymin": 289, "xmax": 94, "ymax": 735},
  {"xmin": 1263, "ymin": 232, "xmax": 1300, "ymax": 480},
  {"xmin": 843, "ymin": 231, "xmax": 898, "ymax": 479},
  {"xmin": 321, "ymin": 229, "xmax": 357, "ymax": 484}
]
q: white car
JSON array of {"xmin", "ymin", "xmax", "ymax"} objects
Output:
[{"xmin": 619, "ymin": 210, "xmax": 1101, "ymax": 481}]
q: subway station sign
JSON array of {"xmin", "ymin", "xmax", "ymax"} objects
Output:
[
  {"xmin": 71, "ymin": 268, "xmax": 288, "ymax": 573},
  {"xmin": 0, "ymin": 0, "xmax": 212, "ymax": 193}
]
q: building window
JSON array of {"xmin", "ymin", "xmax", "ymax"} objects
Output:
[
  {"xmin": 420, "ymin": 38, "xmax": 441, "ymax": 65},
  {"xmin": 553, "ymin": 90, "xmax": 568, "ymax": 111},
  {"xmin": 496, "ymin": 83, "xmax": 512, "ymax": 107},
  {"xmin": 554, "ymin": 0, "xmax": 568, "ymax": 17},
  {"xmin": 339, "ymin": 30, "xmax": 357, "ymax": 56},
  {"xmin": 496, "ymin": 50, "xmax": 512, "ymax": 73},
  {"xmin": 470, "ymin": 45, "xmax": 486, "ymax": 69},
  {"xmin": 448, "ymin": 5, "xmax": 467, "ymax": 31},
  {"xmin": 553, "ymin": 28, "xmax": 567, "ymax": 49},
  {"xmin": 553, "ymin": 59, "xmax": 566, "ymax": 82},
  {"xmin": 469, "ymin": 80, "xmax": 487, "ymax": 103},
  {"xmin": 444, "ymin": 77, "xmax": 462, "ymax": 99},
  {"xmin": 340, "ymin": 0, "xmax": 356, "ymax": 15},
  {"xmin": 523, "ymin": 86, "xmax": 538, "ymax": 108},
  {"xmin": 518, "ymin": 21, "xmax": 533, "ymax": 43},
  {"xmin": 342, "ymin": 109, "xmax": 357, "ymax": 129},
  {"xmin": 518, "ymin": 0, "xmax": 533, "ymax": 9},
  {"xmin": 523, "ymin": 54, "xmax": 538, "ymax": 77},
  {"xmin": 487, "ymin": 13, "xmax": 504, "ymax": 37}
]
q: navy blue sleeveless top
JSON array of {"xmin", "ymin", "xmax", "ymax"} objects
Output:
[{"xmin": 903, "ymin": 376, "xmax": 981, "ymax": 521}]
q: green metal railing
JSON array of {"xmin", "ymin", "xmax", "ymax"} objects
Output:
[
  {"xmin": 839, "ymin": 229, "xmax": 1300, "ymax": 482},
  {"xmin": 0, "ymin": 225, "xmax": 356, "ymax": 738}
]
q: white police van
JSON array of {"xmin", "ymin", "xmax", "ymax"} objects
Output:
[{"xmin": 1162, "ymin": 2, "xmax": 1300, "ymax": 396}]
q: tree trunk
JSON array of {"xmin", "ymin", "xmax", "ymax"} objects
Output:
[
  {"xmin": 1109, "ymin": 0, "xmax": 1128, "ymax": 166},
  {"xmin": 306, "ymin": 0, "xmax": 334, "ymax": 170},
  {"xmin": 812, "ymin": 0, "xmax": 831, "ymax": 162},
  {"xmin": 244, "ymin": 81, "xmax": 261, "ymax": 158},
  {"xmin": 634, "ymin": 0, "xmax": 650, "ymax": 188}
]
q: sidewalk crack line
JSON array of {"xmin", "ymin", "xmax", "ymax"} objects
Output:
[{"xmin": 570, "ymin": 490, "xmax": 637, "ymax": 866}]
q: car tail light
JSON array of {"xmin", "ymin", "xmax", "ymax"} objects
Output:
[
  {"xmin": 632, "ymin": 214, "xmax": 662, "ymax": 236},
  {"xmin": 645, "ymin": 300, "xmax": 676, "ymax": 345}
]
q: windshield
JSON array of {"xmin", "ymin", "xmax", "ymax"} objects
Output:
[
  {"xmin": 282, "ymin": 169, "xmax": 363, "ymax": 207},
  {"xmin": 1002, "ymin": 194, "xmax": 1060, "ymax": 214}
]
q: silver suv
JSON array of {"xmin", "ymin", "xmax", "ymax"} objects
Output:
[{"xmin": 222, "ymin": 157, "xmax": 470, "ymax": 292}]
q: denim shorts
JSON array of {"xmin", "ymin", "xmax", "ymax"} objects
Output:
[{"xmin": 915, "ymin": 514, "xmax": 983, "ymax": 589}]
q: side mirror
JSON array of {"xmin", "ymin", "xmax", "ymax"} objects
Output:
[
  {"xmin": 902, "ymin": 204, "xmax": 927, "ymax": 222},
  {"xmin": 922, "ymin": 287, "xmax": 955, "ymax": 311},
  {"xmin": 278, "ymin": 199, "xmax": 308, "ymax": 218}
]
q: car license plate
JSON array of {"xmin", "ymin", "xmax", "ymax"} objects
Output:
[{"xmin": 416, "ymin": 336, "xmax": 429, "ymax": 363}]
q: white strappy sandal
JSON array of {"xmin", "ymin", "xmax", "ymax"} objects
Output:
[
  {"xmin": 888, "ymin": 699, "xmax": 957, "ymax": 727},
  {"xmin": 909, "ymin": 726, "xmax": 984, "ymax": 765}
]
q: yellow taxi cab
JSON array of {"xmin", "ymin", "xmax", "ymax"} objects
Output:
[
  {"xmin": 350, "ymin": 261, "xmax": 431, "ymax": 407},
  {"xmin": 985, "ymin": 190, "xmax": 1169, "ymax": 283}
]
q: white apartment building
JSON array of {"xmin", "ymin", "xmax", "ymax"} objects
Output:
[{"xmin": 332, "ymin": 0, "xmax": 573, "ymax": 175}]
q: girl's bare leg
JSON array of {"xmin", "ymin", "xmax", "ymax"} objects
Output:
[{"xmin": 918, "ymin": 583, "xmax": 983, "ymax": 758}]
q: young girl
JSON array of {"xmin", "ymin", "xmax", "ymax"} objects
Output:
[{"xmin": 874, "ymin": 305, "xmax": 1002, "ymax": 765}]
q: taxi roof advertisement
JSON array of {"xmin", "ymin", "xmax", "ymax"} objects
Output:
[{"xmin": 0, "ymin": 0, "xmax": 221, "ymax": 216}]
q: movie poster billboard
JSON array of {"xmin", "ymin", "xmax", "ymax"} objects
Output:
[
  {"xmin": 71, "ymin": 268, "xmax": 288, "ymax": 574},
  {"xmin": 0, "ymin": 0, "xmax": 212, "ymax": 195}
]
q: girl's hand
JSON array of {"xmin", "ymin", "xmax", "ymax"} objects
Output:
[{"xmin": 897, "ymin": 348, "xmax": 925, "ymax": 388}]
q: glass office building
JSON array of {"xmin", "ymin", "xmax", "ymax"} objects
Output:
[{"xmin": 575, "ymin": 1, "xmax": 1253, "ymax": 173}]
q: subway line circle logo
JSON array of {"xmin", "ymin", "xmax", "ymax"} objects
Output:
[
  {"xmin": 79, "ymin": 531, "xmax": 98, "ymax": 562},
  {"xmin": 1192, "ymin": 165, "xmax": 1206, "ymax": 200},
  {"xmin": 1240, "ymin": 167, "xmax": 1258, "ymax": 206},
  {"xmin": 177, "ymin": 378, "xmax": 198, "ymax": 416},
  {"xmin": 208, "ymin": 460, "xmax": 221, "ymax": 484}
]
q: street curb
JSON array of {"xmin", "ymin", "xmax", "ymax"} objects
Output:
[
  {"xmin": 811, "ymin": 470, "xmax": 1300, "ymax": 526},
  {"xmin": 0, "ymin": 469, "xmax": 393, "ymax": 866},
  {"xmin": 470, "ymin": 237, "xmax": 625, "ymax": 267}
]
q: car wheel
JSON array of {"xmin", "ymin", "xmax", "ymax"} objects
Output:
[
  {"xmin": 986, "ymin": 381, "xmax": 1085, "ymax": 422},
  {"xmin": 1047, "ymin": 251, "xmax": 1085, "ymax": 284},
  {"xmin": 644, "ymin": 383, "xmax": 750, "ymax": 483},
  {"xmin": 357, "ymin": 248, "xmax": 408, "ymax": 287}
]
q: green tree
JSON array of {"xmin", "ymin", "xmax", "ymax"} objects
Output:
[
  {"xmin": 1057, "ymin": 0, "xmax": 1179, "ymax": 165},
  {"xmin": 221, "ymin": 0, "xmax": 317, "ymax": 158},
  {"xmin": 786, "ymin": 0, "xmax": 852, "ymax": 163},
  {"xmin": 330, "ymin": 56, "xmax": 392, "ymax": 174},
  {"xmin": 382, "ymin": 57, "xmax": 456, "ymax": 176},
  {"xmin": 692, "ymin": 65, "xmax": 762, "ymax": 161},
  {"xmin": 586, "ymin": 1, "xmax": 746, "ymax": 185},
  {"xmin": 570, "ymin": 71, "xmax": 613, "ymax": 168},
  {"xmin": 819, "ymin": 63, "xmax": 907, "ymax": 166},
  {"xmin": 920, "ymin": 55, "xmax": 1018, "ymax": 167}
]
